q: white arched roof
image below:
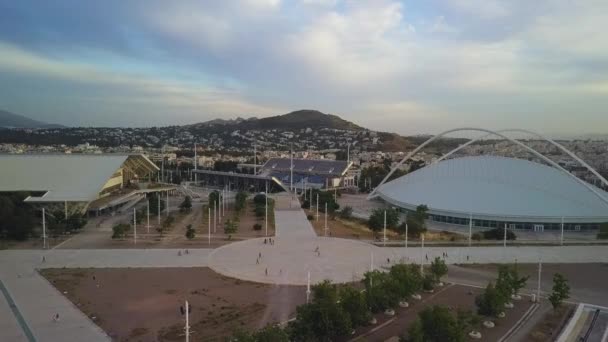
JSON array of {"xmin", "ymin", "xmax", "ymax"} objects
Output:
[{"xmin": 376, "ymin": 156, "xmax": 608, "ymax": 223}]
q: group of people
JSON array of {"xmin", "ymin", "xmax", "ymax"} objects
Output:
[
  {"xmin": 263, "ymin": 238, "xmax": 274, "ymax": 245},
  {"xmin": 177, "ymin": 249, "xmax": 190, "ymax": 256}
]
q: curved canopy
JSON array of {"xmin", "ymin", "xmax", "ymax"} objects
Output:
[{"xmin": 377, "ymin": 156, "xmax": 608, "ymax": 222}]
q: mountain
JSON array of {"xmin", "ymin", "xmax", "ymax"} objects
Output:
[
  {"xmin": 247, "ymin": 109, "xmax": 363, "ymax": 131},
  {"xmin": 0, "ymin": 110, "xmax": 64, "ymax": 128}
]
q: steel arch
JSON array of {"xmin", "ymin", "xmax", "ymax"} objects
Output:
[{"xmin": 368, "ymin": 127, "xmax": 608, "ymax": 208}]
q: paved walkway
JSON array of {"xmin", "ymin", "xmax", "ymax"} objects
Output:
[
  {"xmin": 0, "ymin": 249, "xmax": 212, "ymax": 342},
  {"xmin": 208, "ymin": 202, "xmax": 608, "ymax": 285}
]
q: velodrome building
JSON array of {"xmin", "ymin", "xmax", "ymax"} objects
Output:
[
  {"xmin": 0, "ymin": 154, "xmax": 166, "ymax": 215},
  {"xmin": 370, "ymin": 128, "xmax": 608, "ymax": 232}
]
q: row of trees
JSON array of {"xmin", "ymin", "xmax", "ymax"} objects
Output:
[
  {"xmin": 367, "ymin": 205, "xmax": 429, "ymax": 238},
  {"xmin": 475, "ymin": 265, "xmax": 529, "ymax": 317},
  {"xmin": 301, "ymin": 189, "xmax": 339, "ymax": 214},
  {"xmin": 232, "ymin": 259, "xmax": 449, "ymax": 341}
]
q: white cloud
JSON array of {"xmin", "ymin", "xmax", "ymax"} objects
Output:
[{"xmin": 446, "ymin": 0, "xmax": 510, "ymax": 19}]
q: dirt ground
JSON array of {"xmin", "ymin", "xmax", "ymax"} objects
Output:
[
  {"xmin": 357, "ymin": 284, "xmax": 532, "ymax": 341},
  {"xmin": 526, "ymin": 304, "xmax": 574, "ymax": 341},
  {"xmin": 40, "ymin": 268, "xmax": 305, "ymax": 342}
]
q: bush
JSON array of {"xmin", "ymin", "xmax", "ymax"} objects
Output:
[
  {"xmin": 235, "ymin": 191, "xmax": 248, "ymax": 212},
  {"xmin": 112, "ymin": 223, "xmax": 129, "ymax": 239},
  {"xmin": 185, "ymin": 224, "xmax": 195, "ymax": 239},
  {"xmin": 307, "ymin": 214, "xmax": 314, "ymax": 220},
  {"xmin": 422, "ymin": 273, "xmax": 435, "ymax": 291},
  {"xmin": 597, "ymin": 222, "xmax": 608, "ymax": 239},
  {"xmin": 483, "ymin": 228, "xmax": 516, "ymax": 240},
  {"xmin": 179, "ymin": 196, "xmax": 192, "ymax": 213},
  {"xmin": 472, "ymin": 232, "xmax": 482, "ymax": 241},
  {"xmin": 339, "ymin": 206, "xmax": 353, "ymax": 219},
  {"xmin": 253, "ymin": 193, "xmax": 267, "ymax": 206},
  {"xmin": 301, "ymin": 199, "xmax": 310, "ymax": 209},
  {"xmin": 254, "ymin": 205, "xmax": 265, "ymax": 217},
  {"xmin": 253, "ymin": 223, "xmax": 262, "ymax": 231}
]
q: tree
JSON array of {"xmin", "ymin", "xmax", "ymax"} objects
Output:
[
  {"xmin": 224, "ymin": 219, "xmax": 238, "ymax": 235},
  {"xmin": 235, "ymin": 191, "xmax": 248, "ymax": 212},
  {"xmin": 185, "ymin": 224, "xmax": 195, "ymax": 239},
  {"xmin": 400, "ymin": 205, "xmax": 428, "ymax": 238},
  {"xmin": 208, "ymin": 190, "xmax": 220, "ymax": 206},
  {"xmin": 253, "ymin": 193, "xmax": 267, "ymax": 206},
  {"xmin": 363, "ymin": 270, "xmax": 400, "ymax": 312},
  {"xmin": 112, "ymin": 223, "xmax": 128, "ymax": 239},
  {"xmin": 406, "ymin": 305, "xmax": 467, "ymax": 342},
  {"xmin": 148, "ymin": 193, "xmax": 165, "ymax": 215},
  {"xmin": 368, "ymin": 208, "xmax": 399, "ymax": 232},
  {"xmin": 339, "ymin": 206, "xmax": 353, "ymax": 219},
  {"xmin": 389, "ymin": 264, "xmax": 423, "ymax": 299},
  {"xmin": 495, "ymin": 264, "xmax": 529, "ymax": 300},
  {"xmin": 288, "ymin": 280, "xmax": 352, "ymax": 341},
  {"xmin": 548, "ymin": 273, "xmax": 570, "ymax": 309},
  {"xmin": 339, "ymin": 286, "xmax": 370, "ymax": 326},
  {"xmin": 179, "ymin": 196, "xmax": 192, "ymax": 213},
  {"xmin": 475, "ymin": 282, "xmax": 505, "ymax": 317},
  {"xmin": 429, "ymin": 257, "xmax": 448, "ymax": 283}
]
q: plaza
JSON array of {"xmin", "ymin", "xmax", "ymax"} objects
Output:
[{"xmin": 2, "ymin": 191, "xmax": 608, "ymax": 341}]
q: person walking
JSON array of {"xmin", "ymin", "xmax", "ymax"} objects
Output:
[{"xmin": 265, "ymin": 268, "xmax": 268, "ymax": 276}]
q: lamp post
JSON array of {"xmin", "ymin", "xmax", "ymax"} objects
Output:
[
  {"xmin": 324, "ymin": 202, "xmax": 328, "ymax": 236},
  {"xmin": 42, "ymin": 208, "xmax": 46, "ymax": 249},
  {"xmin": 208, "ymin": 206, "xmax": 211, "ymax": 246},
  {"xmin": 133, "ymin": 208, "xmax": 137, "ymax": 245},
  {"xmin": 265, "ymin": 182, "xmax": 268, "ymax": 237},
  {"xmin": 383, "ymin": 210, "xmax": 387, "ymax": 247},
  {"xmin": 146, "ymin": 199, "xmax": 150, "ymax": 234}
]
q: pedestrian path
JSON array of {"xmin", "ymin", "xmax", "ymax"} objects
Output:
[
  {"xmin": 0, "ymin": 280, "xmax": 30, "ymax": 342},
  {"xmin": 274, "ymin": 209, "xmax": 316, "ymax": 239}
]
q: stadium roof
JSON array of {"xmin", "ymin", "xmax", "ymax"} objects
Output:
[
  {"xmin": 260, "ymin": 158, "xmax": 351, "ymax": 176},
  {"xmin": 0, "ymin": 154, "xmax": 158, "ymax": 202},
  {"xmin": 376, "ymin": 156, "xmax": 608, "ymax": 223}
]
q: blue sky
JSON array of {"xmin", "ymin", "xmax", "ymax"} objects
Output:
[{"xmin": 0, "ymin": 0, "xmax": 606, "ymax": 134}]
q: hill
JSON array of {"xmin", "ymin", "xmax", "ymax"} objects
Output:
[
  {"xmin": 246, "ymin": 109, "xmax": 363, "ymax": 131},
  {"xmin": 0, "ymin": 109, "xmax": 64, "ymax": 128}
]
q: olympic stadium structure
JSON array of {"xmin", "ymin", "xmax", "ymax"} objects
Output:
[{"xmin": 370, "ymin": 128, "xmax": 608, "ymax": 232}]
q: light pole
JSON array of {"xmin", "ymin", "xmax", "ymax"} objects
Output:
[
  {"xmin": 560, "ymin": 217, "xmax": 564, "ymax": 246},
  {"xmin": 158, "ymin": 193, "xmax": 161, "ymax": 225},
  {"xmin": 468, "ymin": 213, "xmax": 472, "ymax": 247},
  {"xmin": 265, "ymin": 182, "xmax": 268, "ymax": 237},
  {"xmin": 503, "ymin": 223, "xmax": 507, "ymax": 247},
  {"xmin": 166, "ymin": 191, "xmax": 169, "ymax": 217},
  {"xmin": 214, "ymin": 200, "xmax": 217, "ymax": 233},
  {"xmin": 405, "ymin": 223, "xmax": 408, "ymax": 249},
  {"xmin": 133, "ymin": 208, "xmax": 137, "ymax": 245},
  {"xmin": 42, "ymin": 208, "xmax": 46, "ymax": 249},
  {"xmin": 537, "ymin": 260, "xmax": 542, "ymax": 302},
  {"xmin": 185, "ymin": 300, "xmax": 190, "ymax": 342},
  {"xmin": 324, "ymin": 202, "xmax": 328, "ymax": 236},
  {"xmin": 383, "ymin": 210, "xmax": 387, "ymax": 247},
  {"xmin": 208, "ymin": 206, "xmax": 211, "ymax": 246},
  {"xmin": 146, "ymin": 199, "xmax": 150, "ymax": 234},
  {"xmin": 316, "ymin": 194, "xmax": 319, "ymax": 221},
  {"xmin": 306, "ymin": 271, "xmax": 311, "ymax": 304}
]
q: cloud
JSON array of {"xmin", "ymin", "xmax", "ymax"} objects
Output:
[{"xmin": 0, "ymin": 0, "xmax": 607, "ymax": 134}]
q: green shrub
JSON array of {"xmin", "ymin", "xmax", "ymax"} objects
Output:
[{"xmin": 253, "ymin": 223, "xmax": 262, "ymax": 231}]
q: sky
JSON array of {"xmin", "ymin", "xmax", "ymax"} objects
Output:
[{"xmin": 0, "ymin": 0, "xmax": 607, "ymax": 135}]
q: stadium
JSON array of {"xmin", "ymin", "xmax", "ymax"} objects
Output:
[{"xmin": 371, "ymin": 128, "xmax": 608, "ymax": 232}]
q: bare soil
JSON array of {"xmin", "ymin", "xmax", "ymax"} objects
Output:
[
  {"xmin": 526, "ymin": 304, "xmax": 574, "ymax": 342},
  {"xmin": 40, "ymin": 268, "xmax": 305, "ymax": 342}
]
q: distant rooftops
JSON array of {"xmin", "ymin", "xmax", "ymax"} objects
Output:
[{"xmin": 260, "ymin": 158, "xmax": 351, "ymax": 176}]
